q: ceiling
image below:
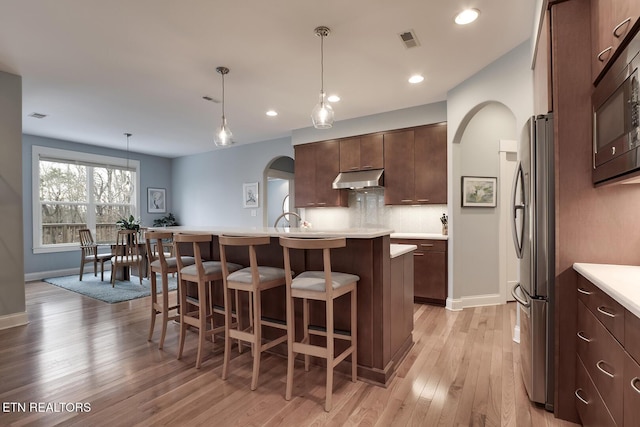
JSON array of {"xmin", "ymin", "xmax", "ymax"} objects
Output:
[{"xmin": 0, "ymin": 1, "xmax": 535, "ymax": 158}]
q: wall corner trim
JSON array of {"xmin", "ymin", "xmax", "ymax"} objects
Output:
[{"xmin": 0, "ymin": 312, "xmax": 29, "ymax": 331}]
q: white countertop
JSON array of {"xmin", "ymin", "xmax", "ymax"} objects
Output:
[
  {"xmin": 390, "ymin": 232, "xmax": 448, "ymax": 240},
  {"xmin": 573, "ymin": 263, "xmax": 640, "ymax": 318},
  {"xmin": 155, "ymin": 226, "xmax": 394, "ymax": 239},
  {"xmin": 390, "ymin": 244, "xmax": 417, "ymax": 258}
]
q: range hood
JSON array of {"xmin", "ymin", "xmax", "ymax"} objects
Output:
[{"xmin": 332, "ymin": 169, "xmax": 384, "ymax": 189}]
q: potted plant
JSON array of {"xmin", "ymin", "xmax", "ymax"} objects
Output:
[
  {"xmin": 152, "ymin": 212, "xmax": 178, "ymax": 227},
  {"xmin": 116, "ymin": 215, "xmax": 141, "ymax": 232}
]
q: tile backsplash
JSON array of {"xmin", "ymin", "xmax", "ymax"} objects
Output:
[{"xmin": 301, "ymin": 188, "xmax": 447, "ymax": 233}]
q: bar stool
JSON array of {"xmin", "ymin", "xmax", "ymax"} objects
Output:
[
  {"xmin": 144, "ymin": 230, "xmax": 196, "ymax": 349},
  {"xmin": 173, "ymin": 233, "xmax": 242, "ymax": 368},
  {"xmin": 279, "ymin": 236, "xmax": 359, "ymax": 412},
  {"xmin": 219, "ymin": 235, "xmax": 288, "ymax": 391}
]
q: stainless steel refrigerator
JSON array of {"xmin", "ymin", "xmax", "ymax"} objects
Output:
[{"xmin": 511, "ymin": 113, "xmax": 555, "ymax": 411}]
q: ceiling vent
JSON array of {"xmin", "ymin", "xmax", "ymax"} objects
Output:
[
  {"xmin": 28, "ymin": 112, "xmax": 47, "ymax": 119},
  {"xmin": 399, "ymin": 30, "xmax": 420, "ymax": 49}
]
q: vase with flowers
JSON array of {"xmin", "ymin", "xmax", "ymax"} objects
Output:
[{"xmin": 440, "ymin": 213, "xmax": 448, "ymax": 236}]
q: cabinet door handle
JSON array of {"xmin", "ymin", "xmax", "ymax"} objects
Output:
[
  {"xmin": 597, "ymin": 46, "xmax": 613, "ymax": 62},
  {"xmin": 413, "ymin": 253, "xmax": 425, "ymax": 257},
  {"xmin": 613, "ymin": 17, "xmax": 632, "ymax": 38},
  {"xmin": 417, "ymin": 199, "xmax": 430, "ymax": 202},
  {"xmin": 420, "ymin": 243, "xmax": 434, "ymax": 248},
  {"xmin": 361, "ymin": 165, "xmax": 373, "ymax": 169},
  {"xmin": 631, "ymin": 377, "xmax": 640, "ymax": 395},
  {"xmin": 349, "ymin": 166, "xmax": 359, "ymax": 170},
  {"xmin": 597, "ymin": 306, "xmax": 617, "ymax": 318},
  {"xmin": 316, "ymin": 202, "xmax": 326, "ymax": 206},
  {"xmin": 575, "ymin": 388, "xmax": 589, "ymax": 405},
  {"xmin": 576, "ymin": 331, "xmax": 592, "ymax": 343},
  {"xmin": 401, "ymin": 199, "xmax": 413, "ymax": 203},
  {"xmin": 577, "ymin": 287, "xmax": 593, "ymax": 295},
  {"xmin": 596, "ymin": 360, "xmax": 615, "ymax": 378}
]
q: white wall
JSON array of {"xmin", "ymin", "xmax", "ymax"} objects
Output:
[
  {"xmin": 0, "ymin": 70, "xmax": 26, "ymax": 329},
  {"xmin": 171, "ymin": 137, "xmax": 294, "ymax": 227},
  {"xmin": 446, "ymin": 40, "xmax": 533, "ymax": 309}
]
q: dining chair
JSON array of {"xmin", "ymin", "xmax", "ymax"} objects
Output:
[
  {"xmin": 78, "ymin": 228, "xmax": 112, "ymax": 281},
  {"xmin": 111, "ymin": 229, "xmax": 144, "ymax": 287},
  {"xmin": 144, "ymin": 230, "xmax": 196, "ymax": 349},
  {"xmin": 279, "ymin": 236, "xmax": 359, "ymax": 412}
]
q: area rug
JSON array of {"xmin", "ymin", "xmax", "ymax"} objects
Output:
[{"xmin": 43, "ymin": 272, "xmax": 177, "ymax": 304}]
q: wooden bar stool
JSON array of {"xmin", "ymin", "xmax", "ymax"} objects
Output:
[
  {"xmin": 173, "ymin": 233, "xmax": 242, "ymax": 368},
  {"xmin": 279, "ymin": 236, "xmax": 359, "ymax": 412},
  {"xmin": 219, "ymin": 235, "xmax": 288, "ymax": 390},
  {"xmin": 144, "ymin": 230, "xmax": 196, "ymax": 349}
]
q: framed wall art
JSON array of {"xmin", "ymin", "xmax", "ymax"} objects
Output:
[
  {"xmin": 147, "ymin": 187, "xmax": 167, "ymax": 213},
  {"xmin": 461, "ymin": 176, "xmax": 497, "ymax": 207},
  {"xmin": 243, "ymin": 182, "xmax": 259, "ymax": 208}
]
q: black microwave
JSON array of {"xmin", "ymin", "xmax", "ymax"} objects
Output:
[{"xmin": 592, "ymin": 32, "xmax": 640, "ymax": 185}]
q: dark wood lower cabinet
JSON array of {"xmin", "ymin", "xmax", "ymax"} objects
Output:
[
  {"xmin": 575, "ymin": 354, "xmax": 616, "ymax": 427},
  {"xmin": 390, "ymin": 238, "xmax": 447, "ymax": 305}
]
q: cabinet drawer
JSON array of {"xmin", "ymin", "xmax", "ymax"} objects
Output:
[
  {"xmin": 576, "ymin": 354, "xmax": 616, "ymax": 427},
  {"xmin": 577, "ymin": 275, "xmax": 625, "ymax": 344},
  {"xmin": 391, "ymin": 239, "xmax": 446, "ymax": 252},
  {"xmin": 625, "ymin": 352, "xmax": 640, "ymax": 426},
  {"xmin": 625, "ymin": 309, "xmax": 640, "ymax": 364},
  {"xmin": 577, "ymin": 299, "xmax": 624, "ymax": 426}
]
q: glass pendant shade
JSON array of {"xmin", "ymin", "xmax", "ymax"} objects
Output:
[
  {"xmin": 214, "ymin": 66, "xmax": 234, "ymax": 147},
  {"xmin": 311, "ymin": 91, "xmax": 334, "ymax": 129},
  {"xmin": 311, "ymin": 26, "xmax": 334, "ymax": 129},
  {"xmin": 214, "ymin": 116, "xmax": 233, "ymax": 146}
]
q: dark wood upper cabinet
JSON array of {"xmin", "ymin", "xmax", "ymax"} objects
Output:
[
  {"xmin": 415, "ymin": 123, "xmax": 447, "ymax": 204},
  {"xmin": 339, "ymin": 134, "xmax": 383, "ymax": 172},
  {"xmin": 294, "ymin": 140, "xmax": 348, "ymax": 208},
  {"xmin": 591, "ymin": 0, "xmax": 640, "ymax": 83},
  {"xmin": 293, "ymin": 143, "xmax": 316, "ymax": 208},
  {"xmin": 383, "ymin": 130, "xmax": 415, "ymax": 205},
  {"xmin": 384, "ymin": 123, "xmax": 447, "ymax": 205}
]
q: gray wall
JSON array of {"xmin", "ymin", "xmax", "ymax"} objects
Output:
[
  {"xmin": 453, "ymin": 103, "xmax": 516, "ymax": 298},
  {"xmin": 447, "ymin": 40, "xmax": 533, "ymax": 307},
  {"xmin": 22, "ymin": 134, "xmax": 173, "ymax": 276},
  {"xmin": 171, "ymin": 137, "xmax": 294, "ymax": 227},
  {"xmin": 0, "ymin": 70, "xmax": 26, "ymax": 327}
]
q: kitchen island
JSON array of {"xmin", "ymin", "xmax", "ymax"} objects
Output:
[{"xmin": 159, "ymin": 226, "xmax": 413, "ymax": 386}]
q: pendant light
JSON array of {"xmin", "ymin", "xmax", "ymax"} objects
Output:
[
  {"xmin": 214, "ymin": 66, "xmax": 233, "ymax": 147},
  {"xmin": 311, "ymin": 26, "xmax": 334, "ymax": 129},
  {"xmin": 124, "ymin": 132, "xmax": 132, "ymax": 169}
]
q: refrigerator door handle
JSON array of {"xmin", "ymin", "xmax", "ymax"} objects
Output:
[
  {"xmin": 511, "ymin": 283, "xmax": 531, "ymax": 307},
  {"xmin": 511, "ymin": 161, "xmax": 525, "ymax": 259}
]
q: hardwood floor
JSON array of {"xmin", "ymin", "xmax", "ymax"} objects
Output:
[{"xmin": 0, "ymin": 281, "xmax": 580, "ymax": 426}]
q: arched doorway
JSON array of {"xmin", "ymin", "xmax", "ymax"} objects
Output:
[{"xmin": 263, "ymin": 156, "xmax": 297, "ymax": 227}]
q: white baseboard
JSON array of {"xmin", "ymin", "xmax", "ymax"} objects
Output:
[
  {"xmin": 24, "ymin": 264, "xmax": 113, "ymax": 282},
  {"xmin": 446, "ymin": 293, "xmax": 503, "ymax": 311},
  {"xmin": 0, "ymin": 312, "xmax": 29, "ymax": 330}
]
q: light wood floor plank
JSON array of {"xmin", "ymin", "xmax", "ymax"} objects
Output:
[{"xmin": 0, "ymin": 281, "xmax": 581, "ymax": 426}]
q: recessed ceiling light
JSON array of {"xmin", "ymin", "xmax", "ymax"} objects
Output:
[
  {"xmin": 327, "ymin": 94, "xmax": 340, "ymax": 103},
  {"xmin": 455, "ymin": 8, "xmax": 480, "ymax": 25},
  {"xmin": 408, "ymin": 75, "xmax": 424, "ymax": 84},
  {"xmin": 266, "ymin": 110, "xmax": 278, "ymax": 117}
]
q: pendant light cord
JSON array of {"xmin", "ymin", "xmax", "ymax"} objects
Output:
[
  {"xmin": 320, "ymin": 32, "xmax": 324, "ymax": 96},
  {"xmin": 221, "ymin": 72, "xmax": 226, "ymax": 119}
]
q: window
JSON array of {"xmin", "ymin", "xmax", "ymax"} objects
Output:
[{"xmin": 33, "ymin": 146, "xmax": 140, "ymax": 253}]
